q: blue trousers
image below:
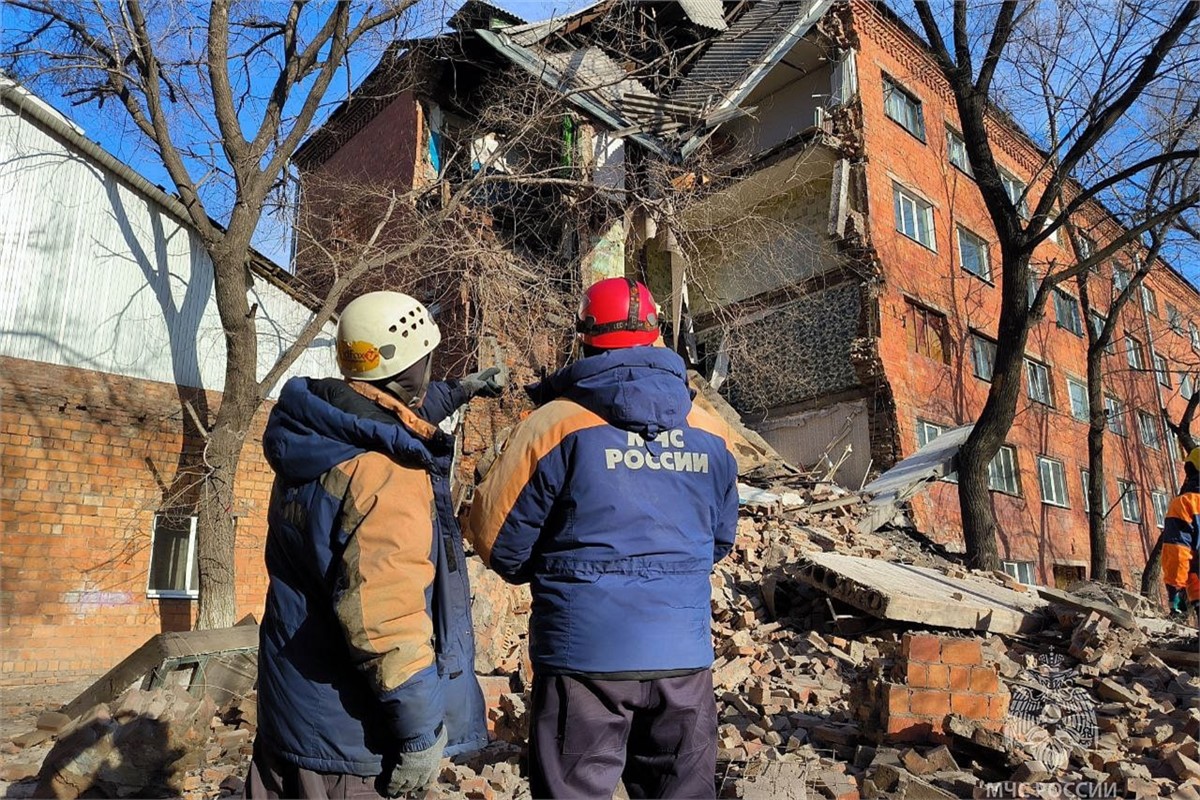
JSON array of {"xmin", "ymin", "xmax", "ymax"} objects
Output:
[{"xmin": 529, "ymin": 670, "xmax": 718, "ymax": 799}]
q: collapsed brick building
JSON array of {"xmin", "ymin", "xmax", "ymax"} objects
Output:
[
  {"xmin": 294, "ymin": 0, "xmax": 1200, "ymax": 590},
  {"xmin": 0, "ymin": 79, "xmax": 335, "ymax": 683}
]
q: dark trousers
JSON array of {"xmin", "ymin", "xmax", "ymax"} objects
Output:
[
  {"xmin": 244, "ymin": 739, "xmax": 383, "ymax": 799},
  {"xmin": 529, "ymin": 670, "xmax": 717, "ymax": 799}
]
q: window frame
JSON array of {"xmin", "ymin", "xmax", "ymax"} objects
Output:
[
  {"xmin": 1053, "ymin": 289, "xmax": 1084, "ymax": 336},
  {"xmin": 1037, "ymin": 456, "xmax": 1069, "ymax": 508},
  {"xmin": 971, "ymin": 332, "xmax": 996, "ymax": 382},
  {"xmin": 915, "ymin": 418, "xmax": 958, "ymax": 482},
  {"xmin": 893, "ymin": 183, "xmax": 936, "ymax": 250},
  {"xmin": 1181, "ymin": 372, "xmax": 1194, "ymax": 399},
  {"xmin": 946, "ymin": 126, "xmax": 972, "ymax": 176},
  {"xmin": 1002, "ymin": 560, "xmax": 1036, "ymax": 585},
  {"xmin": 1113, "ymin": 265, "xmax": 1130, "ymax": 293},
  {"xmin": 999, "ymin": 170, "xmax": 1030, "ymax": 219},
  {"xmin": 883, "ymin": 75, "xmax": 926, "ymax": 141},
  {"xmin": 1066, "ymin": 377, "xmax": 1089, "ymax": 421},
  {"xmin": 1116, "ymin": 479, "xmax": 1141, "ymax": 523},
  {"xmin": 1126, "ymin": 334, "xmax": 1145, "ymax": 370},
  {"xmin": 1138, "ymin": 409, "xmax": 1162, "ymax": 450},
  {"xmin": 1151, "ymin": 489, "xmax": 1169, "ymax": 528},
  {"xmin": 1141, "ymin": 284, "xmax": 1158, "ymax": 317},
  {"xmin": 1081, "ymin": 469, "xmax": 1108, "ymax": 515},
  {"xmin": 146, "ymin": 513, "xmax": 200, "ymax": 600},
  {"xmin": 988, "ymin": 445, "xmax": 1021, "ymax": 496},
  {"xmin": 956, "ymin": 225, "xmax": 991, "ymax": 281},
  {"xmin": 1167, "ymin": 303, "xmax": 1184, "ymax": 334},
  {"xmin": 1025, "ymin": 358, "xmax": 1053, "ymax": 406},
  {"xmin": 904, "ymin": 298, "xmax": 951, "ymax": 365},
  {"xmin": 1154, "ymin": 353, "xmax": 1171, "ymax": 388},
  {"xmin": 1105, "ymin": 395, "xmax": 1127, "ymax": 436},
  {"xmin": 1190, "ymin": 321, "xmax": 1200, "ymax": 351}
]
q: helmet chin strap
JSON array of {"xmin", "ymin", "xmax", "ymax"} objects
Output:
[{"xmin": 379, "ymin": 354, "xmax": 433, "ymax": 409}]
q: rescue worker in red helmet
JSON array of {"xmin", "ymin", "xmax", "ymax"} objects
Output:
[
  {"xmin": 1163, "ymin": 447, "xmax": 1200, "ymax": 620},
  {"xmin": 467, "ymin": 277, "xmax": 739, "ymax": 798}
]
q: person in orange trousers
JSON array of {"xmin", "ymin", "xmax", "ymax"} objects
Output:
[{"xmin": 1162, "ymin": 448, "xmax": 1200, "ymax": 621}]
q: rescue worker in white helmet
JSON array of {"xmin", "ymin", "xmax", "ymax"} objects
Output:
[{"xmin": 247, "ymin": 291, "xmax": 503, "ymax": 798}]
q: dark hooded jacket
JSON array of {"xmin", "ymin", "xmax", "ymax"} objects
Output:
[
  {"xmin": 465, "ymin": 347, "xmax": 739, "ymax": 675},
  {"xmin": 257, "ymin": 377, "xmax": 486, "ymax": 776}
]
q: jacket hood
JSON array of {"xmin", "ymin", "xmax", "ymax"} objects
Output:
[
  {"xmin": 526, "ymin": 347, "xmax": 693, "ymax": 439},
  {"xmin": 263, "ymin": 377, "xmax": 451, "ymax": 484}
]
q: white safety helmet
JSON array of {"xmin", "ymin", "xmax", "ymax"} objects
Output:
[{"xmin": 336, "ymin": 291, "xmax": 441, "ymax": 381}]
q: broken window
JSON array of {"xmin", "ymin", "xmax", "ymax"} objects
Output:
[
  {"xmin": 1067, "ymin": 378, "xmax": 1089, "ymax": 421},
  {"xmin": 894, "ymin": 184, "xmax": 935, "ymax": 249},
  {"xmin": 1138, "ymin": 410, "xmax": 1162, "ymax": 450},
  {"xmin": 988, "ymin": 445, "xmax": 1020, "ymax": 495},
  {"xmin": 1037, "ymin": 456, "xmax": 1069, "ymax": 508},
  {"xmin": 904, "ymin": 299, "xmax": 949, "ymax": 364},
  {"xmin": 883, "ymin": 76, "xmax": 925, "ymax": 140},
  {"xmin": 1105, "ymin": 396, "xmax": 1127, "ymax": 436},
  {"xmin": 1025, "ymin": 359, "xmax": 1053, "ymax": 406},
  {"xmin": 971, "ymin": 333, "xmax": 996, "ymax": 381},
  {"xmin": 1154, "ymin": 353, "xmax": 1171, "ymax": 388},
  {"xmin": 1053, "ymin": 289, "xmax": 1083, "ymax": 336},
  {"xmin": 957, "ymin": 226, "xmax": 990, "ymax": 281},
  {"xmin": 1116, "ymin": 480, "xmax": 1141, "ymax": 523},
  {"xmin": 1002, "ymin": 561, "xmax": 1036, "ymax": 585},
  {"xmin": 1152, "ymin": 490, "xmax": 1169, "ymax": 528},
  {"xmin": 148, "ymin": 513, "xmax": 199, "ymax": 599},
  {"xmin": 1126, "ymin": 335, "xmax": 1146, "ymax": 370},
  {"xmin": 946, "ymin": 128, "xmax": 971, "ymax": 176}
]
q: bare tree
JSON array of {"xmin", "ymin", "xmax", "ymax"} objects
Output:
[{"xmin": 911, "ymin": 0, "xmax": 1200, "ymax": 570}]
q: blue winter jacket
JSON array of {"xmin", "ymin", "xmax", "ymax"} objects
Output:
[
  {"xmin": 465, "ymin": 347, "xmax": 739, "ymax": 675},
  {"xmin": 257, "ymin": 376, "xmax": 487, "ymax": 777}
]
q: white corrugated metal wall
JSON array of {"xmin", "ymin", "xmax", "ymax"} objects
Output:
[{"xmin": 0, "ymin": 102, "xmax": 333, "ymax": 395}]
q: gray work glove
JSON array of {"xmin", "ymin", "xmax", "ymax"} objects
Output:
[
  {"xmin": 461, "ymin": 366, "xmax": 508, "ymax": 398},
  {"xmin": 380, "ymin": 726, "xmax": 446, "ymax": 796}
]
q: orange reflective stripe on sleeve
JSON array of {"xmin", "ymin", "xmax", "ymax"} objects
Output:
[
  {"xmin": 333, "ymin": 452, "xmax": 436, "ymax": 694},
  {"xmin": 467, "ymin": 400, "xmax": 606, "ymax": 566}
]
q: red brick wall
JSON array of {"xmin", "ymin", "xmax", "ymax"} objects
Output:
[
  {"xmin": 850, "ymin": 1, "xmax": 1188, "ymax": 586},
  {"xmin": 0, "ymin": 357, "xmax": 272, "ymax": 685}
]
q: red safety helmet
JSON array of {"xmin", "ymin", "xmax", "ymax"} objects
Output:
[{"xmin": 576, "ymin": 277, "xmax": 660, "ymax": 349}]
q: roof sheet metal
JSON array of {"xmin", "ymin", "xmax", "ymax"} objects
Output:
[
  {"xmin": 672, "ymin": 0, "xmax": 809, "ymax": 108},
  {"xmin": 542, "ymin": 46, "xmax": 654, "ymax": 110},
  {"xmin": 678, "ymin": 0, "xmax": 728, "ymax": 31}
]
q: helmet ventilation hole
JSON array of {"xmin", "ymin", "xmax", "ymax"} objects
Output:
[
  {"xmin": 402, "ymin": 330, "xmax": 409, "ymax": 337},
  {"xmin": 388, "ymin": 325, "xmax": 397, "ymax": 333}
]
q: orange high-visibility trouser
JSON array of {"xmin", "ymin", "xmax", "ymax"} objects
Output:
[{"xmin": 1163, "ymin": 542, "xmax": 1200, "ymax": 602}]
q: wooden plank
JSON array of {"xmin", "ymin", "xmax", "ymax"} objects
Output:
[{"xmin": 1035, "ymin": 586, "xmax": 1137, "ymax": 630}]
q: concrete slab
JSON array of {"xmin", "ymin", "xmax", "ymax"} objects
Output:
[{"xmin": 795, "ymin": 553, "xmax": 1048, "ymax": 635}]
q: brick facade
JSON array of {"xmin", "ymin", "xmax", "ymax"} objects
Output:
[
  {"xmin": 0, "ymin": 357, "xmax": 272, "ymax": 684},
  {"xmin": 848, "ymin": 0, "xmax": 1194, "ymax": 587}
]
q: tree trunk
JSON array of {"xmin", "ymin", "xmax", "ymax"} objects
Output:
[
  {"xmin": 195, "ymin": 248, "xmax": 263, "ymax": 629},
  {"xmin": 958, "ymin": 439, "xmax": 1000, "ymax": 570},
  {"xmin": 1085, "ymin": 346, "xmax": 1108, "ymax": 581},
  {"xmin": 1141, "ymin": 534, "xmax": 1164, "ymax": 599}
]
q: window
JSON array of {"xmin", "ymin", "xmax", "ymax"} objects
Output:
[
  {"xmin": 905, "ymin": 299, "xmax": 950, "ymax": 364},
  {"xmin": 1042, "ymin": 214, "xmax": 1062, "ymax": 245},
  {"xmin": 1105, "ymin": 396, "xmax": 1127, "ymax": 436},
  {"xmin": 894, "ymin": 184, "xmax": 936, "ymax": 249},
  {"xmin": 883, "ymin": 76, "xmax": 926, "ymax": 140},
  {"xmin": 1114, "ymin": 266, "xmax": 1130, "ymax": 293},
  {"xmin": 1067, "ymin": 378, "xmax": 1089, "ymax": 421},
  {"xmin": 1167, "ymin": 303, "xmax": 1184, "ymax": 334},
  {"xmin": 1117, "ymin": 479, "xmax": 1141, "ymax": 523},
  {"xmin": 1053, "ymin": 290, "xmax": 1083, "ymax": 336},
  {"xmin": 1081, "ymin": 470, "xmax": 1110, "ymax": 515},
  {"xmin": 957, "ymin": 226, "xmax": 990, "ymax": 280},
  {"xmin": 971, "ymin": 333, "xmax": 996, "ymax": 381},
  {"xmin": 1000, "ymin": 171, "xmax": 1030, "ymax": 218},
  {"xmin": 1026, "ymin": 359, "xmax": 1053, "ymax": 406},
  {"xmin": 916, "ymin": 419, "xmax": 957, "ymax": 481},
  {"xmin": 947, "ymin": 128, "xmax": 971, "ymax": 175},
  {"xmin": 1154, "ymin": 353, "xmax": 1171, "ymax": 388},
  {"xmin": 1027, "ymin": 270, "xmax": 1040, "ymax": 309},
  {"xmin": 147, "ymin": 513, "xmax": 199, "ymax": 598},
  {"xmin": 1152, "ymin": 490, "xmax": 1169, "ymax": 528},
  {"xmin": 1191, "ymin": 322, "xmax": 1200, "ymax": 351},
  {"xmin": 1138, "ymin": 410, "xmax": 1162, "ymax": 449},
  {"xmin": 1002, "ymin": 561, "xmax": 1036, "ymax": 585},
  {"xmin": 1126, "ymin": 335, "xmax": 1145, "ymax": 370},
  {"xmin": 1038, "ymin": 457, "xmax": 1069, "ymax": 508},
  {"xmin": 1142, "ymin": 284, "xmax": 1158, "ymax": 317},
  {"xmin": 1079, "ymin": 235, "xmax": 1097, "ymax": 261},
  {"xmin": 1182, "ymin": 373, "xmax": 1194, "ymax": 399},
  {"xmin": 1053, "ymin": 564, "xmax": 1087, "ymax": 589},
  {"xmin": 1106, "ymin": 569, "xmax": 1124, "ymax": 588},
  {"xmin": 988, "ymin": 445, "xmax": 1020, "ymax": 495}
]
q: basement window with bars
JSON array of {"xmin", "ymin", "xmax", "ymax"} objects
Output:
[
  {"xmin": 988, "ymin": 445, "xmax": 1020, "ymax": 495},
  {"xmin": 1117, "ymin": 480, "xmax": 1141, "ymax": 523},
  {"xmin": 1002, "ymin": 561, "xmax": 1036, "ymax": 585},
  {"xmin": 1038, "ymin": 456, "xmax": 1069, "ymax": 508},
  {"xmin": 147, "ymin": 513, "xmax": 199, "ymax": 599},
  {"xmin": 894, "ymin": 184, "xmax": 936, "ymax": 249},
  {"xmin": 1152, "ymin": 490, "xmax": 1169, "ymax": 528},
  {"xmin": 883, "ymin": 76, "xmax": 926, "ymax": 140}
]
